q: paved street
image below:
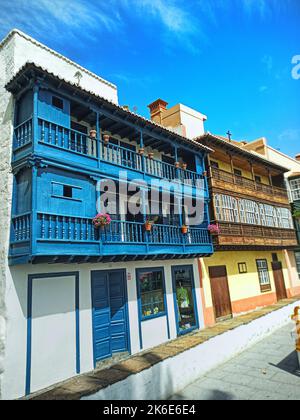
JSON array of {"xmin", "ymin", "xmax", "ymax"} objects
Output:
[{"xmin": 170, "ymin": 323, "xmax": 300, "ymax": 400}]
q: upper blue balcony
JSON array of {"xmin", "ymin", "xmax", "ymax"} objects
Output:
[{"xmin": 6, "ymin": 63, "xmax": 214, "ymax": 265}]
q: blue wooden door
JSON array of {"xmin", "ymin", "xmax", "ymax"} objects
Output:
[{"xmin": 91, "ymin": 270, "xmax": 129, "ymax": 363}]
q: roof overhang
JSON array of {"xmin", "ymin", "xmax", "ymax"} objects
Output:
[{"xmin": 6, "ymin": 62, "xmax": 213, "ymax": 154}]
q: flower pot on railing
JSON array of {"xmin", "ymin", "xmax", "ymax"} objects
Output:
[
  {"xmin": 148, "ymin": 152, "xmax": 154, "ymax": 160},
  {"xmin": 138, "ymin": 148, "xmax": 145, "ymax": 155},
  {"xmin": 89, "ymin": 129, "xmax": 97, "ymax": 139},
  {"xmin": 144, "ymin": 221, "xmax": 153, "ymax": 232},
  {"xmin": 103, "ymin": 134, "xmax": 110, "ymax": 144},
  {"xmin": 92, "ymin": 213, "xmax": 112, "ymax": 229},
  {"xmin": 182, "ymin": 163, "xmax": 187, "ymax": 170},
  {"xmin": 181, "ymin": 225, "xmax": 188, "ymax": 235},
  {"xmin": 208, "ymin": 223, "xmax": 220, "ymax": 235},
  {"xmin": 175, "ymin": 161, "xmax": 180, "ymax": 169}
]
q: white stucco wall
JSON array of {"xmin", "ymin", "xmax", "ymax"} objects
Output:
[
  {"xmin": 0, "ymin": 33, "xmax": 15, "ymax": 401},
  {"xmin": 83, "ymin": 299, "xmax": 300, "ymax": 400},
  {"xmin": 2, "ymin": 258, "xmax": 202, "ymax": 400},
  {"xmin": 0, "ymin": 29, "xmax": 118, "ymax": 104}
]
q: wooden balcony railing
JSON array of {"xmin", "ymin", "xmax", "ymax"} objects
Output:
[
  {"xmin": 28, "ymin": 213, "xmax": 212, "ymax": 246},
  {"xmin": 212, "ymin": 221, "xmax": 298, "ymax": 248},
  {"xmin": 13, "ymin": 118, "xmax": 33, "ymax": 150},
  {"xmin": 210, "ymin": 167, "xmax": 288, "ymax": 198},
  {"xmin": 24, "ymin": 117, "xmax": 204, "ymax": 186}
]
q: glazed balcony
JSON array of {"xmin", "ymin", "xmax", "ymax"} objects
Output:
[
  {"xmin": 209, "ymin": 167, "xmax": 288, "ymax": 205},
  {"xmin": 13, "ymin": 117, "xmax": 206, "ymax": 193},
  {"xmin": 9, "ymin": 213, "xmax": 213, "ymax": 264},
  {"xmin": 212, "ymin": 221, "xmax": 298, "ymax": 249}
]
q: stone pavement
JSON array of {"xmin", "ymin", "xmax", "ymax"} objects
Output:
[
  {"xmin": 28, "ymin": 296, "xmax": 300, "ymax": 400},
  {"xmin": 170, "ymin": 323, "xmax": 300, "ymax": 400}
]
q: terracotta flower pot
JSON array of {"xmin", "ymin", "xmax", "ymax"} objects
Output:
[
  {"xmin": 181, "ymin": 225, "xmax": 188, "ymax": 234},
  {"xmin": 145, "ymin": 222, "xmax": 152, "ymax": 232},
  {"xmin": 103, "ymin": 134, "xmax": 110, "ymax": 143},
  {"xmin": 175, "ymin": 162, "xmax": 180, "ymax": 169},
  {"xmin": 148, "ymin": 152, "xmax": 154, "ymax": 160},
  {"xmin": 89, "ymin": 129, "xmax": 97, "ymax": 139},
  {"xmin": 139, "ymin": 148, "xmax": 145, "ymax": 155},
  {"xmin": 182, "ymin": 163, "xmax": 187, "ymax": 170}
]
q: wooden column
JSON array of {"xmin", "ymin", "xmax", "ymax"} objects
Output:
[
  {"xmin": 249, "ymin": 161, "xmax": 256, "ymax": 189},
  {"xmin": 228, "ymin": 153, "xmax": 235, "ymax": 183}
]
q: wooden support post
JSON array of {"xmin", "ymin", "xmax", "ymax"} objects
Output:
[
  {"xmin": 249, "ymin": 161, "xmax": 256, "ymax": 189},
  {"xmin": 228, "ymin": 153, "xmax": 235, "ymax": 184}
]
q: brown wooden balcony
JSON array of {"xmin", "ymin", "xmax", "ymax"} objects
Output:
[
  {"xmin": 212, "ymin": 222, "xmax": 298, "ymax": 249},
  {"xmin": 209, "ymin": 167, "xmax": 289, "ymax": 205}
]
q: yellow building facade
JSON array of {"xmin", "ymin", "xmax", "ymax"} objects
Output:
[{"xmin": 197, "ymin": 134, "xmax": 299, "ymax": 326}]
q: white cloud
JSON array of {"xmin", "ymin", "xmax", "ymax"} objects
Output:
[
  {"xmin": 259, "ymin": 85, "xmax": 268, "ymax": 92},
  {"xmin": 0, "ymin": 0, "xmax": 123, "ymax": 45}
]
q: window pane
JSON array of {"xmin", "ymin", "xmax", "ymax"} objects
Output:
[
  {"xmin": 138, "ymin": 269, "xmax": 165, "ymax": 318},
  {"xmin": 256, "ymin": 259, "xmax": 271, "ymax": 286}
]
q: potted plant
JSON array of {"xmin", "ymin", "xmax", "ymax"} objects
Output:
[
  {"xmin": 208, "ymin": 223, "xmax": 221, "ymax": 235},
  {"xmin": 139, "ymin": 148, "xmax": 145, "ymax": 155},
  {"xmin": 182, "ymin": 163, "xmax": 187, "ymax": 170},
  {"xmin": 148, "ymin": 152, "xmax": 154, "ymax": 160},
  {"xmin": 92, "ymin": 213, "xmax": 112, "ymax": 229},
  {"xmin": 89, "ymin": 129, "xmax": 97, "ymax": 139},
  {"xmin": 293, "ymin": 209, "xmax": 300, "ymax": 218},
  {"xmin": 175, "ymin": 161, "xmax": 180, "ymax": 169},
  {"xmin": 181, "ymin": 224, "xmax": 188, "ymax": 234},
  {"xmin": 144, "ymin": 216, "xmax": 158, "ymax": 232},
  {"xmin": 103, "ymin": 134, "xmax": 110, "ymax": 144},
  {"xmin": 144, "ymin": 219, "xmax": 153, "ymax": 232}
]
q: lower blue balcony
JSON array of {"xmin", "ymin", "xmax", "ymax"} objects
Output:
[{"xmin": 9, "ymin": 213, "xmax": 214, "ymax": 264}]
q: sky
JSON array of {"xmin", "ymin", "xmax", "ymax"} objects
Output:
[{"xmin": 1, "ymin": 0, "xmax": 300, "ymax": 157}]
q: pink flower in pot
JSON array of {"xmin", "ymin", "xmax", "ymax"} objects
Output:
[
  {"xmin": 92, "ymin": 213, "xmax": 112, "ymax": 228},
  {"xmin": 208, "ymin": 223, "xmax": 221, "ymax": 235}
]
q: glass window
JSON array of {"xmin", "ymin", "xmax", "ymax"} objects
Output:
[
  {"xmin": 256, "ymin": 259, "xmax": 271, "ymax": 291},
  {"xmin": 137, "ymin": 269, "xmax": 165, "ymax": 318},
  {"xmin": 295, "ymin": 252, "xmax": 300, "ymax": 278},
  {"xmin": 52, "ymin": 96, "xmax": 64, "ymax": 110},
  {"xmin": 173, "ymin": 266, "xmax": 197, "ymax": 333},
  {"xmin": 290, "ymin": 179, "xmax": 300, "ymax": 201}
]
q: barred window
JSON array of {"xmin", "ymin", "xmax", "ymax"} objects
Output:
[{"xmin": 256, "ymin": 259, "xmax": 271, "ymax": 292}]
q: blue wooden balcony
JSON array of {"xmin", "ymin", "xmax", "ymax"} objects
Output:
[
  {"xmin": 13, "ymin": 117, "xmax": 207, "ymax": 194},
  {"xmin": 9, "ymin": 212, "xmax": 213, "ymax": 264}
]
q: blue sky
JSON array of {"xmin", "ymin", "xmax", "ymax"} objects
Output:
[{"xmin": 1, "ymin": 0, "xmax": 300, "ymax": 157}]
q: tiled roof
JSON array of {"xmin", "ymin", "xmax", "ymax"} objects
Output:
[
  {"xmin": 5, "ymin": 62, "xmax": 213, "ymax": 154},
  {"xmin": 195, "ymin": 132, "xmax": 289, "ymax": 173}
]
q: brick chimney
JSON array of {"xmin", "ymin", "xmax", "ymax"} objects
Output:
[
  {"xmin": 147, "ymin": 99, "xmax": 168, "ymax": 124},
  {"xmin": 295, "ymin": 154, "xmax": 300, "ymax": 161}
]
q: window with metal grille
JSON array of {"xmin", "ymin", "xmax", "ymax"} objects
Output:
[
  {"xmin": 295, "ymin": 252, "xmax": 300, "ymax": 278},
  {"xmin": 256, "ymin": 259, "xmax": 271, "ymax": 292}
]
